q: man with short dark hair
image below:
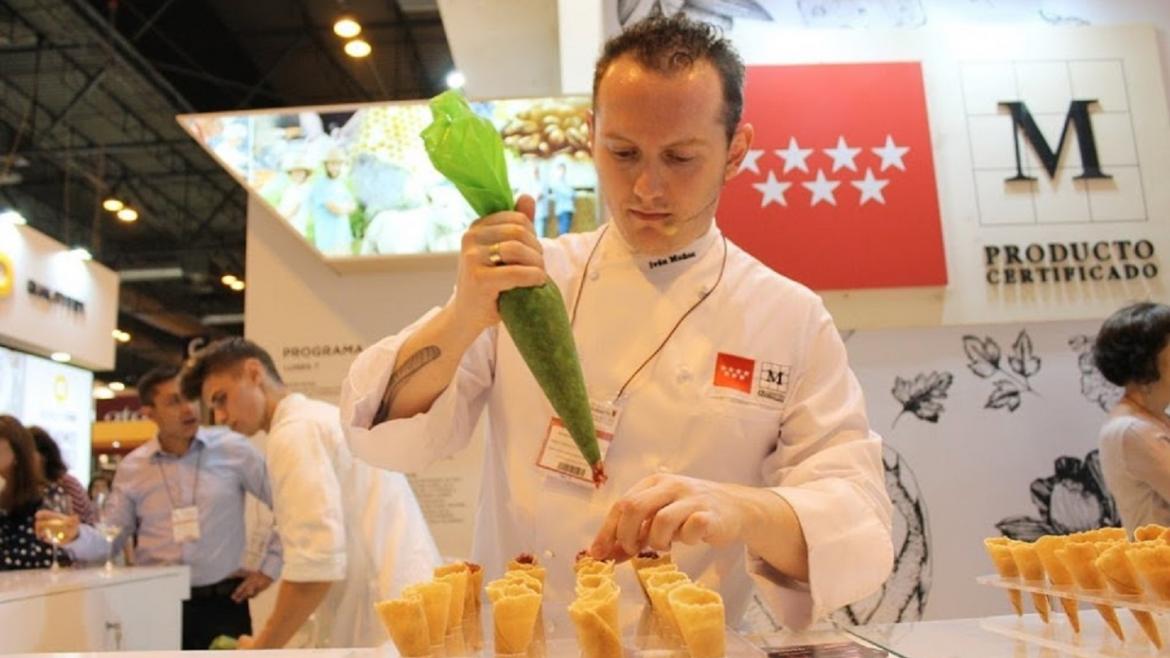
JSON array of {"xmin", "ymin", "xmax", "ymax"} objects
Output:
[
  {"xmin": 180, "ymin": 337, "xmax": 440, "ymax": 649},
  {"xmin": 38, "ymin": 365, "xmax": 281, "ymax": 650},
  {"xmin": 341, "ymin": 13, "xmax": 893, "ymax": 629}
]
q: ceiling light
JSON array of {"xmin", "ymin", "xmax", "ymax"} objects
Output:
[
  {"xmin": 93, "ymin": 386, "xmax": 115, "ymax": 400},
  {"xmin": 102, "ymin": 198, "xmax": 124, "ymax": 212},
  {"xmin": 108, "ymin": 381, "xmax": 126, "ymax": 392},
  {"xmin": 0, "ymin": 210, "xmax": 27, "ymax": 225},
  {"xmin": 230, "ymin": 280, "xmax": 245, "ymax": 291},
  {"xmin": 68, "ymin": 247, "xmax": 92, "ymax": 261},
  {"xmin": 333, "ymin": 16, "xmax": 362, "ymax": 38},
  {"xmin": 112, "ymin": 329, "xmax": 131, "ymax": 343},
  {"xmin": 50, "ymin": 352, "xmax": 71, "ymax": 363},
  {"xmin": 344, "ymin": 39, "xmax": 371, "ymax": 58},
  {"xmin": 116, "ymin": 207, "xmax": 138, "ymax": 222},
  {"xmin": 221, "ymin": 274, "xmax": 239, "ymax": 286},
  {"xmin": 446, "ymin": 70, "xmax": 466, "ymax": 89}
]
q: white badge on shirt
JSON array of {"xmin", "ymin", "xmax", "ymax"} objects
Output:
[
  {"xmin": 536, "ymin": 398, "xmax": 621, "ymax": 487},
  {"xmin": 171, "ymin": 506, "xmax": 201, "ymax": 543}
]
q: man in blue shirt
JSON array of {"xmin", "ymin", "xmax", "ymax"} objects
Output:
[{"xmin": 38, "ymin": 365, "xmax": 282, "ymax": 650}]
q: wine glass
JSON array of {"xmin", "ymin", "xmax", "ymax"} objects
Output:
[
  {"xmin": 94, "ymin": 492, "xmax": 121, "ymax": 572},
  {"xmin": 39, "ymin": 487, "xmax": 72, "ymax": 571}
]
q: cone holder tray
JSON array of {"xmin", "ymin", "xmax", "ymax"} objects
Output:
[{"xmin": 979, "ymin": 575, "xmax": 1170, "ymax": 656}]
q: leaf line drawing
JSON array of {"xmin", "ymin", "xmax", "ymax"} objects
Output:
[
  {"xmin": 891, "ymin": 371, "xmax": 954, "ymax": 427},
  {"xmin": 616, "ymin": 0, "xmax": 774, "ymax": 29},
  {"xmin": 962, "ymin": 329, "xmax": 1042, "ymax": 413}
]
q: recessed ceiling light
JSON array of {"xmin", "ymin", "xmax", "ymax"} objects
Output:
[
  {"xmin": 108, "ymin": 382, "xmax": 126, "ymax": 392},
  {"xmin": 68, "ymin": 247, "xmax": 92, "ymax": 261},
  {"xmin": 334, "ymin": 16, "xmax": 362, "ymax": 39},
  {"xmin": 446, "ymin": 70, "xmax": 466, "ymax": 89},
  {"xmin": 344, "ymin": 39, "xmax": 371, "ymax": 58},
  {"xmin": 50, "ymin": 352, "xmax": 71, "ymax": 363},
  {"xmin": 221, "ymin": 274, "xmax": 239, "ymax": 286},
  {"xmin": 102, "ymin": 198, "xmax": 124, "ymax": 212},
  {"xmin": 230, "ymin": 280, "xmax": 246, "ymax": 291},
  {"xmin": 116, "ymin": 207, "xmax": 138, "ymax": 222}
]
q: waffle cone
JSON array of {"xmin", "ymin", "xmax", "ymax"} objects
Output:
[
  {"xmin": 403, "ymin": 581, "xmax": 453, "ymax": 646},
  {"xmin": 492, "ymin": 590, "xmax": 542, "ymax": 655},
  {"xmin": 668, "ymin": 585, "xmax": 725, "ymax": 658},
  {"xmin": 1010, "ymin": 542, "xmax": 1050, "ymax": 622},
  {"xmin": 375, "ymin": 596, "xmax": 432, "ymax": 657}
]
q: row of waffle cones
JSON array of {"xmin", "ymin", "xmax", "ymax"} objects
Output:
[
  {"xmin": 374, "ymin": 551, "xmax": 727, "ymax": 658},
  {"xmin": 984, "ymin": 524, "xmax": 1170, "ymax": 648},
  {"xmin": 571, "ymin": 551, "xmax": 726, "ymax": 658}
]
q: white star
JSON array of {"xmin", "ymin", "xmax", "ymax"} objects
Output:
[
  {"xmin": 851, "ymin": 168, "xmax": 890, "ymax": 205},
  {"xmin": 802, "ymin": 169, "xmax": 840, "ymax": 207},
  {"xmin": 872, "ymin": 135, "xmax": 910, "ymax": 172},
  {"xmin": 774, "ymin": 137, "xmax": 813, "ymax": 174},
  {"xmin": 751, "ymin": 171, "xmax": 791, "ymax": 208},
  {"xmin": 739, "ymin": 149, "xmax": 765, "ymax": 174},
  {"xmin": 823, "ymin": 136, "xmax": 861, "ymax": 173}
]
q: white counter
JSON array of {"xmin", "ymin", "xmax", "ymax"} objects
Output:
[{"xmin": 0, "ymin": 566, "xmax": 189, "ymax": 652}]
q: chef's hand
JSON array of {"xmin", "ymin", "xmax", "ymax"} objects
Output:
[
  {"xmin": 34, "ymin": 510, "xmax": 80, "ymax": 544},
  {"xmin": 236, "ymin": 635, "xmax": 255, "ymax": 650},
  {"xmin": 230, "ymin": 569, "xmax": 274, "ymax": 602},
  {"xmin": 451, "ymin": 195, "xmax": 546, "ymax": 333}
]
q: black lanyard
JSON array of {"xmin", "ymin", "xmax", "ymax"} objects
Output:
[{"xmin": 569, "ymin": 224, "xmax": 728, "ymax": 401}]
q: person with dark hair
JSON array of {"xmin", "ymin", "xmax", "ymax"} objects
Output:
[
  {"xmin": 180, "ymin": 337, "xmax": 440, "ymax": 649},
  {"xmin": 28, "ymin": 426, "xmax": 94, "ymax": 524},
  {"xmin": 1094, "ymin": 301, "xmax": 1170, "ymax": 531},
  {"xmin": 37, "ymin": 364, "xmax": 282, "ymax": 650},
  {"xmin": 87, "ymin": 473, "xmax": 112, "ymax": 504},
  {"xmin": 1, "ymin": 415, "xmax": 58, "ymax": 570},
  {"xmin": 340, "ymin": 12, "xmax": 891, "ymax": 630}
]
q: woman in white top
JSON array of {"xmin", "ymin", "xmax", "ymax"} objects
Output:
[{"xmin": 1095, "ymin": 302, "xmax": 1170, "ymax": 532}]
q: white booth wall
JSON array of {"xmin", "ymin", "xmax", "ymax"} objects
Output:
[{"xmin": 241, "ymin": 0, "xmax": 1170, "ymax": 626}]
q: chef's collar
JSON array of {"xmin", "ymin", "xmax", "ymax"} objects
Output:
[{"xmin": 603, "ymin": 220, "xmax": 721, "ymax": 274}]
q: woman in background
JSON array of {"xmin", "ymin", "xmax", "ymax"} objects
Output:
[
  {"xmin": 0, "ymin": 415, "xmax": 57, "ymax": 570},
  {"xmin": 1095, "ymin": 302, "xmax": 1170, "ymax": 532},
  {"xmin": 29, "ymin": 427, "xmax": 94, "ymax": 524}
]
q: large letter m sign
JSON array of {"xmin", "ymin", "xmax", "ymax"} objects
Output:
[{"xmin": 999, "ymin": 100, "xmax": 1112, "ymax": 182}]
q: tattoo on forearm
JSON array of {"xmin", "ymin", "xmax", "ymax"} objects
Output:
[{"xmin": 371, "ymin": 345, "xmax": 442, "ymax": 425}]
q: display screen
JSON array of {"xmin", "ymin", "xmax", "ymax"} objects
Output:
[
  {"xmin": 0, "ymin": 345, "xmax": 93, "ymax": 486},
  {"xmin": 181, "ymin": 96, "xmax": 599, "ymax": 258}
]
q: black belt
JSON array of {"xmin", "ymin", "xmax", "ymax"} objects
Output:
[{"xmin": 189, "ymin": 576, "xmax": 244, "ymax": 601}]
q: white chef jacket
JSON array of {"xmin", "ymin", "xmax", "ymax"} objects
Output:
[
  {"xmin": 340, "ymin": 222, "xmax": 893, "ymax": 630},
  {"xmin": 267, "ymin": 393, "xmax": 441, "ymax": 647},
  {"xmin": 1098, "ymin": 409, "xmax": 1170, "ymax": 532}
]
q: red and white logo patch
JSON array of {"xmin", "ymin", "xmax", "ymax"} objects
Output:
[{"xmin": 714, "ymin": 353, "xmax": 755, "ymax": 394}]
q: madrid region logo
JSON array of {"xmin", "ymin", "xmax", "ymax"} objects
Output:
[{"xmin": 718, "ymin": 63, "xmax": 947, "ymax": 290}]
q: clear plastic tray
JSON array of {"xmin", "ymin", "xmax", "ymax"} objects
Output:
[
  {"xmin": 977, "ymin": 575, "xmax": 1170, "ymax": 614},
  {"xmin": 377, "ymin": 599, "xmax": 765, "ymax": 658}
]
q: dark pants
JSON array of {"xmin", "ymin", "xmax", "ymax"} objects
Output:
[{"xmin": 182, "ymin": 577, "xmax": 251, "ymax": 650}]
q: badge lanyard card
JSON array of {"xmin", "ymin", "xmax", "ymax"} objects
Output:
[{"xmin": 157, "ymin": 449, "xmax": 203, "ymax": 543}]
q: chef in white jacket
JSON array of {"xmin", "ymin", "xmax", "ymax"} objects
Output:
[
  {"xmin": 341, "ymin": 13, "xmax": 892, "ymax": 630},
  {"xmin": 180, "ymin": 337, "xmax": 441, "ymax": 648}
]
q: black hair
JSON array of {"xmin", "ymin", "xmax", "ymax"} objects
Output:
[
  {"xmin": 28, "ymin": 425, "xmax": 67, "ymax": 482},
  {"xmin": 137, "ymin": 364, "xmax": 182, "ymax": 407},
  {"xmin": 1092, "ymin": 302, "xmax": 1170, "ymax": 387},
  {"xmin": 592, "ymin": 12, "xmax": 745, "ymax": 142},
  {"xmin": 180, "ymin": 337, "xmax": 284, "ymax": 401}
]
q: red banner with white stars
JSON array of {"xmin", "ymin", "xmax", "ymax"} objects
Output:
[{"xmin": 717, "ymin": 62, "xmax": 947, "ymax": 290}]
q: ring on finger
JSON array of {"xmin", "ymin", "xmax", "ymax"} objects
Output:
[{"xmin": 488, "ymin": 242, "xmax": 504, "ymax": 265}]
